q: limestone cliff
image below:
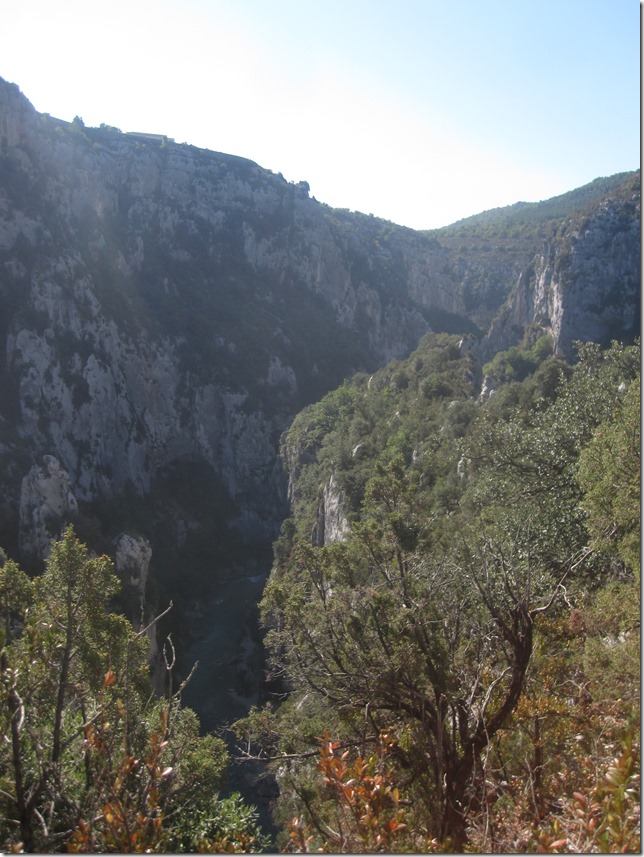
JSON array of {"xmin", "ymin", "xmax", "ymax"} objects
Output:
[
  {"xmin": 311, "ymin": 473, "xmax": 350, "ymax": 547},
  {"xmin": 482, "ymin": 173, "xmax": 641, "ymax": 360},
  {"xmin": 19, "ymin": 455, "xmax": 78, "ymax": 563},
  {"xmin": 0, "ymin": 76, "xmax": 639, "ymax": 591},
  {"xmin": 0, "ymin": 77, "xmax": 465, "ymax": 569}
]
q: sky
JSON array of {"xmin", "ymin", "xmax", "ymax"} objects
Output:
[{"xmin": 0, "ymin": 0, "xmax": 639, "ymax": 230}]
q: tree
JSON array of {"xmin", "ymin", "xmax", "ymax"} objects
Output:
[
  {"xmin": 260, "ymin": 451, "xmax": 571, "ymax": 848},
  {"xmin": 0, "ymin": 527, "xmax": 266, "ymax": 853},
  {"xmin": 254, "ymin": 338, "xmax": 640, "ymax": 850},
  {"xmin": 0, "ymin": 527, "xmax": 155, "ymax": 850},
  {"xmin": 577, "ymin": 376, "xmax": 640, "ymax": 575},
  {"xmin": 0, "ymin": 555, "xmax": 35, "ymax": 850}
]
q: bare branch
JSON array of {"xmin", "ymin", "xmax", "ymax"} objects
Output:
[
  {"xmin": 133, "ymin": 600, "xmax": 173, "ymax": 640},
  {"xmin": 479, "ymin": 667, "xmax": 511, "ymax": 722},
  {"xmin": 235, "ymin": 735, "xmax": 381, "ymax": 764},
  {"xmin": 172, "ymin": 659, "xmax": 199, "ymax": 700},
  {"xmin": 163, "ymin": 634, "xmax": 176, "ymax": 671}
]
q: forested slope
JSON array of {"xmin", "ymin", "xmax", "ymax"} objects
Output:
[
  {"xmin": 236, "ymin": 334, "xmax": 640, "ymax": 852},
  {"xmin": 3, "ymin": 335, "xmax": 639, "ymax": 853},
  {"xmin": 0, "ymin": 75, "xmax": 640, "ymax": 853}
]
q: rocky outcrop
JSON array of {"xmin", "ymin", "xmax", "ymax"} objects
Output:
[
  {"xmin": 113, "ymin": 532, "xmax": 162, "ymax": 684},
  {"xmin": 311, "ymin": 474, "xmax": 350, "ymax": 546},
  {"xmin": 114, "ymin": 531, "xmax": 152, "ymax": 592},
  {"xmin": 482, "ymin": 176, "xmax": 641, "ymax": 360},
  {"xmin": 19, "ymin": 456, "xmax": 78, "ymax": 564},
  {"xmin": 478, "ymin": 375, "xmax": 496, "ymax": 403},
  {"xmin": 0, "ymin": 75, "xmax": 639, "ymax": 593}
]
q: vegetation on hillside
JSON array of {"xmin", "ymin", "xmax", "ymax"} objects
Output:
[
  {"xmin": 0, "ymin": 527, "xmax": 269, "ymax": 853},
  {"xmin": 0, "ymin": 335, "xmax": 639, "ymax": 853},
  {"xmin": 428, "ymin": 171, "xmax": 640, "ymax": 320},
  {"xmin": 235, "ymin": 334, "xmax": 640, "ymax": 852},
  {"xmin": 432, "ymin": 171, "xmax": 638, "ymax": 243}
]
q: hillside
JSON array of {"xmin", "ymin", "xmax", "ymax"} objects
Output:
[
  {"xmin": 0, "ymin": 73, "xmax": 639, "ymax": 736},
  {"xmin": 431, "ymin": 171, "xmax": 640, "ymax": 333},
  {"xmin": 254, "ymin": 333, "xmax": 640, "ymax": 851},
  {"xmin": 434, "ymin": 171, "xmax": 634, "ymax": 237},
  {"xmin": 0, "ymin": 74, "xmax": 640, "ymax": 852}
]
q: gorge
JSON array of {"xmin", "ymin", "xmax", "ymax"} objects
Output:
[{"xmin": 0, "ymin": 75, "xmax": 640, "ymax": 742}]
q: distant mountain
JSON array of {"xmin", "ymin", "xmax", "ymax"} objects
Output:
[
  {"xmin": 430, "ymin": 171, "xmax": 640, "ymax": 335},
  {"xmin": 434, "ymin": 172, "xmax": 634, "ymax": 235},
  {"xmin": 481, "ymin": 172, "xmax": 640, "ymax": 360}
]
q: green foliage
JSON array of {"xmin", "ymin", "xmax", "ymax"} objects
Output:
[
  {"xmin": 578, "ymin": 377, "xmax": 640, "ymax": 574},
  {"xmin": 0, "ymin": 527, "xmax": 267, "ymax": 853},
  {"xmin": 164, "ymin": 792, "xmax": 270, "ymax": 853},
  {"xmin": 281, "ymin": 332, "xmax": 477, "ymax": 544},
  {"xmin": 256, "ymin": 337, "xmax": 640, "ymax": 851},
  {"xmin": 482, "ymin": 334, "xmax": 554, "ymax": 385},
  {"xmin": 463, "ymin": 340, "xmax": 640, "ymax": 591},
  {"xmin": 580, "ymin": 580, "xmax": 640, "ymax": 713},
  {"xmin": 0, "ymin": 555, "xmax": 32, "ymax": 643}
]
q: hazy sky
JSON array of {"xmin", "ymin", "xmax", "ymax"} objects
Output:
[{"xmin": 1, "ymin": 0, "xmax": 639, "ymax": 229}]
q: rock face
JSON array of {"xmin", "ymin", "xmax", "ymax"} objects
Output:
[
  {"xmin": 0, "ymin": 77, "xmax": 467, "ymax": 568},
  {"xmin": 112, "ymin": 532, "xmax": 162, "ymax": 685},
  {"xmin": 114, "ymin": 532, "xmax": 152, "ymax": 593},
  {"xmin": 311, "ymin": 474, "xmax": 350, "ymax": 546},
  {"xmin": 19, "ymin": 455, "xmax": 78, "ymax": 563},
  {"xmin": 0, "ymin": 76, "xmax": 639, "ymax": 602},
  {"xmin": 482, "ymin": 176, "xmax": 641, "ymax": 360}
]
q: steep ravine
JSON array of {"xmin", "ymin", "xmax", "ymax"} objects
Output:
[
  {"xmin": 0, "ymin": 76, "xmax": 639, "ymax": 744},
  {"xmin": 0, "ymin": 76, "xmax": 464, "ymax": 567}
]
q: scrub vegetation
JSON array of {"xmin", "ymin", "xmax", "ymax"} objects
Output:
[
  {"xmin": 235, "ymin": 335, "xmax": 640, "ymax": 853},
  {"xmin": 1, "ymin": 335, "xmax": 639, "ymax": 852}
]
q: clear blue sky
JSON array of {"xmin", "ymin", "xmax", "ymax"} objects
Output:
[{"xmin": 1, "ymin": 0, "xmax": 639, "ymax": 228}]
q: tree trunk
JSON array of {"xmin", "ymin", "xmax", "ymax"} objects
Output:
[
  {"xmin": 441, "ymin": 759, "xmax": 471, "ymax": 850},
  {"xmin": 2, "ymin": 650, "xmax": 34, "ymax": 852},
  {"xmin": 52, "ymin": 588, "xmax": 75, "ymax": 764}
]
